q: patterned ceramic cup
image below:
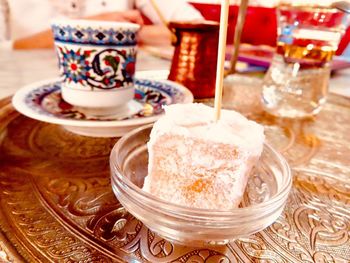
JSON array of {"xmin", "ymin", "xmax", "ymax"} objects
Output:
[{"xmin": 51, "ymin": 19, "xmax": 140, "ymax": 111}]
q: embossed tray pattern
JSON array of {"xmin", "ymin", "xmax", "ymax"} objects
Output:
[{"xmin": 0, "ymin": 93, "xmax": 349, "ymax": 262}]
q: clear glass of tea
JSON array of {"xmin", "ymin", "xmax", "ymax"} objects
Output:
[{"xmin": 262, "ymin": 3, "xmax": 350, "ymax": 118}]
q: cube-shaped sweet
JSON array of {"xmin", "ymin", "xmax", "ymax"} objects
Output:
[{"xmin": 143, "ymin": 103, "xmax": 265, "ymax": 210}]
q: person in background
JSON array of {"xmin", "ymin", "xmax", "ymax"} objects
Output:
[
  {"xmin": 0, "ymin": 0, "xmax": 9, "ymax": 41},
  {"xmin": 0, "ymin": 0, "xmax": 203, "ymax": 49}
]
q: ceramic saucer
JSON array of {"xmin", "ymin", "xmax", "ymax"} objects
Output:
[{"xmin": 12, "ymin": 73, "xmax": 193, "ymax": 137}]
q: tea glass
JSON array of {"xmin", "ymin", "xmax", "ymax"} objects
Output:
[
  {"xmin": 262, "ymin": 4, "xmax": 350, "ymax": 118},
  {"xmin": 51, "ymin": 19, "xmax": 140, "ymax": 113}
]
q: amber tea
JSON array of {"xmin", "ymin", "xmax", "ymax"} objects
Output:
[{"xmin": 262, "ymin": 5, "xmax": 349, "ymax": 118}]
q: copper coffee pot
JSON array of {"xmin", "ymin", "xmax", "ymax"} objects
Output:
[{"xmin": 168, "ymin": 21, "xmax": 220, "ymax": 99}]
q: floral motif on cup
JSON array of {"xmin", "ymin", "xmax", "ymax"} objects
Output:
[
  {"xmin": 59, "ymin": 48, "xmax": 93, "ymax": 84},
  {"xmin": 22, "ymin": 78, "xmax": 187, "ymax": 122},
  {"xmin": 57, "ymin": 46, "xmax": 137, "ymax": 90}
]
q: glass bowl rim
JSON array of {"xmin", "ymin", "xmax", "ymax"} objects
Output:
[{"xmin": 110, "ymin": 124, "xmax": 292, "ymax": 215}]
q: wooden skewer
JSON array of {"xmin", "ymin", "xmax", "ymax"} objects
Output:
[
  {"xmin": 149, "ymin": 0, "xmax": 177, "ymax": 43},
  {"xmin": 149, "ymin": 0, "xmax": 169, "ymax": 27},
  {"xmin": 227, "ymin": 0, "xmax": 249, "ymax": 75},
  {"xmin": 214, "ymin": 0, "xmax": 230, "ymax": 121}
]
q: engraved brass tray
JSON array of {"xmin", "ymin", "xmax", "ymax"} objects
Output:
[{"xmin": 0, "ymin": 89, "xmax": 349, "ymax": 262}]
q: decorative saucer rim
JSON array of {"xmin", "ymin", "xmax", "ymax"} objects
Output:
[{"xmin": 12, "ymin": 73, "xmax": 193, "ymax": 128}]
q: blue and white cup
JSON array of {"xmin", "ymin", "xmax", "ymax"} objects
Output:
[{"xmin": 51, "ymin": 19, "xmax": 140, "ymax": 111}]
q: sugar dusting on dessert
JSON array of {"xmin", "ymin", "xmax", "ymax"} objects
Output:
[{"xmin": 143, "ymin": 103, "xmax": 265, "ymax": 210}]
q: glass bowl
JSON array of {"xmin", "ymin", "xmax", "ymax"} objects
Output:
[{"xmin": 110, "ymin": 124, "xmax": 292, "ymax": 246}]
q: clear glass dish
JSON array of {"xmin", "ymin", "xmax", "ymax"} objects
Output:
[{"xmin": 110, "ymin": 124, "xmax": 292, "ymax": 246}]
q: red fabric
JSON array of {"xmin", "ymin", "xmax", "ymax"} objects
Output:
[
  {"xmin": 141, "ymin": 13, "xmax": 153, "ymax": 25},
  {"xmin": 337, "ymin": 27, "xmax": 350, "ymax": 55}
]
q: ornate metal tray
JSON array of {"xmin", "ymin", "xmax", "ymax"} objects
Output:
[{"xmin": 0, "ymin": 86, "xmax": 349, "ymax": 262}]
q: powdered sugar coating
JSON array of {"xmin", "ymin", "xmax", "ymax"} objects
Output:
[
  {"xmin": 143, "ymin": 103, "xmax": 265, "ymax": 210},
  {"xmin": 151, "ymin": 103, "xmax": 264, "ymax": 156}
]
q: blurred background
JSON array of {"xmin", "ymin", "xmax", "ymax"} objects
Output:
[{"xmin": 188, "ymin": 0, "xmax": 350, "ymax": 56}]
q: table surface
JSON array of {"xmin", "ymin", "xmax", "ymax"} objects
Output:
[{"xmin": 0, "ymin": 48, "xmax": 349, "ymax": 263}]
